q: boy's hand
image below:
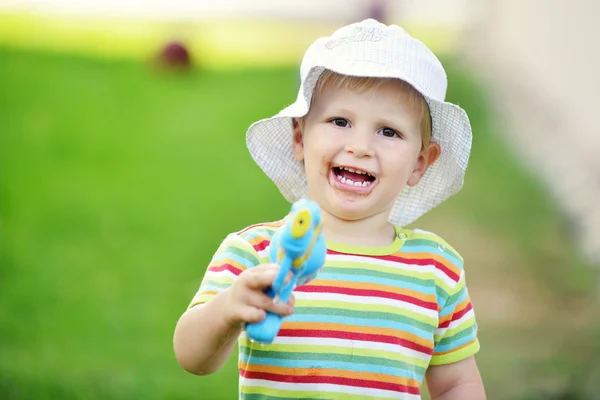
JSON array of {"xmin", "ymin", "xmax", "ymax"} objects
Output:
[{"xmin": 222, "ymin": 264, "xmax": 295, "ymax": 328}]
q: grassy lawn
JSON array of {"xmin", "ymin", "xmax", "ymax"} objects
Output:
[{"xmin": 0, "ymin": 47, "xmax": 597, "ymax": 399}]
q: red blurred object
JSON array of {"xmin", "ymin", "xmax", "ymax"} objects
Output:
[{"xmin": 159, "ymin": 41, "xmax": 192, "ymax": 69}]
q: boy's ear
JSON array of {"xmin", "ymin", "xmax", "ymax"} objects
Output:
[
  {"xmin": 407, "ymin": 143, "xmax": 441, "ymax": 187},
  {"xmin": 291, "ymin": 118, "xmax": 305, "ymax": 161}
]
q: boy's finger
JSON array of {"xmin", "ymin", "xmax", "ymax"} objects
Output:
[
  {"xmin": 244, "ymin": 268, "xmax": 278, "ymax": 289},
  {"xmin": 241, "ymin": 306, "xmax": 267, "ymax": 324},
  {"xmin": 252, "ymin": 263, "xmax": 280, "ymax": 272},
  {"xmin": 252, "ymin": 292, "xmax": 295, "ymax": 317}
]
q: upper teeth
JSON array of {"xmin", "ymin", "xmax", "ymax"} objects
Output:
[{"xmin": 341, "ymin": 167, "xmax": 368, "ymax": 175}]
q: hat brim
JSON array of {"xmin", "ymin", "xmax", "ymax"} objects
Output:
[{"xmin": 246, "ymin": 67, "xmax": 472, "ymax": 227}]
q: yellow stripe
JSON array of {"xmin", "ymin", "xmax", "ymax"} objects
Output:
[{"xmin": 430, "ymin": 339, "xmax": 480, "ymax": 365}]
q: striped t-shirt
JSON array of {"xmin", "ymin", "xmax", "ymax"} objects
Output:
[{"xmin": 189, "ymin": 221, "xmax": 480, "ymax": 399}]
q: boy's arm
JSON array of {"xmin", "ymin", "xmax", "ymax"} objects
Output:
[
  {"xmin": 173, "ymin": 289, "xmax": 241, "ymax": 376},
  {"xmin": 173, "ymin": 264, "xmax": 292, "ymax": 375},
  {"xmin": 426, "ymin": 356, "xmax": 486, "ymax": 399}
]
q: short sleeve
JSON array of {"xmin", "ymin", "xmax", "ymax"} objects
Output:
[
  {"xmin": 429, "ymin": 269, "xmax": 480, "ymax": 365},
  {"xmin": 188, "ymin": 232, "xmax": 261, "ymax": 309}
]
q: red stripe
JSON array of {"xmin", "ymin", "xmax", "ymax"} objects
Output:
[
  {"xmin": 279, "ymin": 329, "xmax": 433, "ymax": 355},
  {"xmin": 251, "ymin": 239, "xmax": 270, "ymax": 252},
  {"xmin": 327, "ymin": 249, "xmax": 461, "ymax": 282},
  {"xmin": 208, "ymin": 263, "xmax": 243, "ymax": 276},
  {"xmin": 296, "ymin": 285, "xmax": 438, "ymax": 311},
  {"xmin": 240, "ymin": 370, "xmax": 420, "ymax": 394},
  {"xmin": 439, "ymin": 302, "xmax": 473, "ymax": 328},
  {"xmin": 238, "ymin": 221, "xmax": 284, "ymax": 235},
  {"xmin": 434, "ymin": 262, "xmax": 460, "ymax": 282}
]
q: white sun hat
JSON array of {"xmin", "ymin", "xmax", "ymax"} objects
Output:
[{"xmin": 246, "ymin": 18, "xmax": 473, "ymax": 227}]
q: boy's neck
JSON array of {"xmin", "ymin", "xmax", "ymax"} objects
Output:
[{"xmin": 321, "ymin": 210, "xmax": 397, "ymax": 248}]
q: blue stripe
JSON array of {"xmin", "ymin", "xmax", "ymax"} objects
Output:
[
  {"xmin": 200, "ymin": 281, "xmax": 229, "ymax": 291},
  {"xmin": 316, "ymin": 272, "xmax": 437, "ymax": 295},
  {"xmin": 212, "ymin": 252, "xmax": 256, "ymax": 269},
  {"xmin": 439, "ymin": 288, "xmax": 468, "ymax": 317},
  {"xmin": 401, "ymin": 245, "xmax": 463, "ymax": 266},
  {"xmin": 434, "ymin": 333, "xmax": 476, "ymax": 353},
  {"xmin": 284, "ymin": 314, "xmax": 432, "ymax": 339}
]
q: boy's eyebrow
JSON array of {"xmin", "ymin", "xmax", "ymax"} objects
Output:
[
  {"xmin": 325, "ymin": 108, "xmax": 356, "ymax": 116},
  {"xmin": 377, "ymin": 115, "xmax": 405, "ymax": 128}
]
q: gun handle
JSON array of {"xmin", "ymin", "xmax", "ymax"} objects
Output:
[
  {"xmin": 245, "ymin": 310, "xmax": 282, "ymax": 344},
  {"xmin": 245, "ymin": 285, "xmax": 282, "ymax": 344},
  {"xmin": 245, "ymin": 256, "xmax": 294, "ymax": 344}
]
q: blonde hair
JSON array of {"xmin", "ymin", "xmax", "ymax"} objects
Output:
[{"xmin": 297, "ymin": 70, "xmax": 432, "ymax": 150}]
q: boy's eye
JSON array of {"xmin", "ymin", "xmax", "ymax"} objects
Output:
[
  {"xmin": 379, "ymin": 127, "xmax": 401, "ymax": 138},
  {"xmin": 330, "ymin": 118, "xmax": 349, "ymax": 128}
]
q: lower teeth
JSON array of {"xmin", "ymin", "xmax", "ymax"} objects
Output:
[{"xmin": 336, "ymin": 175, "xmax": 370, "ymax": 187}]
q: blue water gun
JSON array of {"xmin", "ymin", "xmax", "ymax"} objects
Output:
[{"xmin": 245, "ymin": 199, "xmax": 326, "ymax": 344}]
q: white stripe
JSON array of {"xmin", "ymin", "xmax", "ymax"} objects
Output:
[
  {"xmin": 272, "ymin": 336, "xmax": 431, "ymax": 361},
  {"xmin": 327, "ymin": 254, "xmax": 458, "ymax": 288},
  {"xmin": 257, "ymin": 248, "xmax": 270, "ymax": 260},
  {"xmin": 203, "ymin": 268, "xmax": 237, "ymax": 281},
  {"xmin": 294, "ymin": 291, "xmax": 438, "ymax": 319},
  {"xmin": 241, "ymin": 379, "xmax": 421, "ymax": 399},
  {"xmin": 433, "ymin": 268, "xmax": 459, "ymax": 289},
  {"xmin": 435, "ymin": 308, "xmax": 474, "ymax": 337}
]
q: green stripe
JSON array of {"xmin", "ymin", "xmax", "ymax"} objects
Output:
[
  {"xmin": 226, "ymin": 245, "xmax": 260, "ymax": 266},
  {"xmin": 204, "ymin": 280, "xmax": 230, "ymax": 289},
  {"xmin": 241, "ymin": 343, "xmax": 429, "ymax": 368},
  {"xmin": 438, "ymin": 319, "xmax": 477, "ymax": 346},
  {"xmin": 293, "ymin": 307, "xmax": 434, "ymax": 331},
  {"xmin": 442, "ymin": 284, "xmax": 465, "ymax": 309},
  {"xmin": 322, "ymin": 266, "xmax": 434, "ymax": 286},
  {"xmin": 435, "ymin": 285, "xmax": 448, "ymax": 305},
  {"xmin": 240, "ymin": 347, "xmax": 427, "ymax": 374},
  {"xmin": 434, "ymin": 278, "xmax": 461, "ymax": 306},
  {"xmin": 296, "ymin": 304, "xmax": 436, "ymax": 327},
  {"xmin": 405, "ymin": 238, "xmax": 461, "ymax": 262},
  {"xmin": 324, "ymin": 261, "xmax": 433, "ymax": 279}
]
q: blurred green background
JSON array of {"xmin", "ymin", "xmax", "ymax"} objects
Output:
[{"xmin": 1, "ymin": 11, "xmax": 599, "ymax": 400}]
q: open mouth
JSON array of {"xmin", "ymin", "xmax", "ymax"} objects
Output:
[{"xmin": 331, "ymin": 166, "xmax": 376, "ymax": 188}]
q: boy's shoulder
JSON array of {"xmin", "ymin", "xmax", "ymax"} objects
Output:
[
  {"xmin": 403, "ymin": 227, "xmax": 465, "ymax": 276},
  {"xmin": 225, "ymin": 219, "xmax": 285, "ymax": 251}
]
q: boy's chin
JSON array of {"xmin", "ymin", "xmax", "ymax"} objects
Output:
[
  {"xmin": 322, "ymin": 197, "xmax": 378, "ymax": 222},
  {"xmin": 317, "ymin": 189, "xmax": 398, "ymax": 223}
]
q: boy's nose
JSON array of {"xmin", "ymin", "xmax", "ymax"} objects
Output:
[{"xmin": 344, "ymin": 133, "xmax": 374, "ymax": 158}]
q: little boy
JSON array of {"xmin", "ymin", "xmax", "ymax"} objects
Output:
[{"xmin": 174, "ymin": 19, "xmax": 486, "ymax": 399}]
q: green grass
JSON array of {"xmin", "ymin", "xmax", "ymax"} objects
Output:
[{"xmin": 0, "ymin": 47, "xmax": 597, "ymax": 399}]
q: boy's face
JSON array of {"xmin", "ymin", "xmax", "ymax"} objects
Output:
[{"xmin": 292, "ymin": 80, "xmax": 439, "ymax": 223}]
